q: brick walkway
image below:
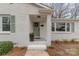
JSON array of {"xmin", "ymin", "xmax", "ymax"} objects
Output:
[{"xmin": 25, "ymin": 49, "xmax": 49, "ymax": 56}]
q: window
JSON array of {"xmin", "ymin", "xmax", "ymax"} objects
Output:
[
  {"xmin": 56, "ymin": 23, "xmax": 65, "ymax": 31},
  {"xmin": 2, "ymin": 16, "xmax": 10, "ymax": 31},
  {"xmin": 52, "ymin": 22, "xmax": 73, "ymax": 32},
  {"xmin": 0, "ymin": 15, "xmax": 15, "ymax": 33}
]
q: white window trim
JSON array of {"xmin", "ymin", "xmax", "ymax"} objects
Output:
[
  {"xmin": 0, "ymin": 15, "xmax": 11, "ymax": 33},
  {"xmin": 0, "ymin": 31, "xmax": 10, "ymax": 33},
  {"xmin": 52, "ymin": 22, "xmax": 73, "ymax": 33}
]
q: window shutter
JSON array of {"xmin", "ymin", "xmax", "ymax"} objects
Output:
[
  {"xmin": 10, "ymin": 15, "xmax": 15, "ymax": 33},
  {"xmin": 72, "ymin": 22, "xmax": 74, "ymax": 32}
]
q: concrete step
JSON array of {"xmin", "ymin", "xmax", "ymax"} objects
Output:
[
  {"xmin": 28, "ymin": 41, "xmax": 47, "ymax": 50},
  {"xmin": 27, "ymin": 44, "xmax": 47, "ymax": 50},
  {"xmin": 29, "ymin": 41, "xmax": 47, "ymax": 45}
]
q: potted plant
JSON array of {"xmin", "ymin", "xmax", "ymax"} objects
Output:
[
  {"xmin": 30, "ymin": 33, "xmax": 34, "ymax": 41},
  {"xmin": 47, "ymin": 46, "xmax": 56, "ymax": 56}
]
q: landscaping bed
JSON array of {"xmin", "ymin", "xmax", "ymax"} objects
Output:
[
  {"xmin": 0, "ymin": 41, "xmax": 27, "ymax": 56},
  {"xmin": 47, "ymin": 46, "xmax": 57, "ymax": 56},
  {"xmin": 6, "ymin": 47, "xmax": 27, "ymax": 56},
  {"xmin": 47, "ymin": 40, "xmax": 79, "ymax": 56}
]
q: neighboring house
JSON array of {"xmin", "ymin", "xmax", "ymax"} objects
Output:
[{"xmin": 0, "ymin": 3, "xmax": 79, "ymax": 49}]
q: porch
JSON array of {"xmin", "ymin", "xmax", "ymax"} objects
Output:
[
  {"xmin": 29, "ymin": 14, "xmax": 51, "ymax": 43},
  {"xmin": 29, "ymin": 15, "xmax": 47, "ymax": 41},
  {"xmin": 27, "ymin": 14, "xmax": 52, "ymax": 50}
]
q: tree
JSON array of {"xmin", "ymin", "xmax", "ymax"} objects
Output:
[
  {"xmin": 51, "ymin": 3, "xmax": 70, "ymax": 18},
  {"xmin": 70, "ymin": 3, "xmax": 79, "ymax": 18},
  {"xmin": 43, "ymin": 3, "xmax": 79, "ymax": 19}
]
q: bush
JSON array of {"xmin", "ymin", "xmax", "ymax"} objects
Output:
[
  {"xmin": 0, "ymin": 41, "xmax": 13, "ymax": 55},
  {"xmin": 48, "ymin": 46, "xmax": 54, "ymax": 48}
]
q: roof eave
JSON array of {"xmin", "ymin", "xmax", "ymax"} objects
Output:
[{"xmin": 34, "ymin": 3, "xmax": 52, "ymax": 10}]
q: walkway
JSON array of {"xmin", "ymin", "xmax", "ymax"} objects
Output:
[{"xmin": 25, "ymin": 49, "xmax": 49, "ymax": 56}]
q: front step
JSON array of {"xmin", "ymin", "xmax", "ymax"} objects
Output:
[
  {"xmin": 27, "ymin": 41, "xmax": 47, "ymax": 50},
  {"xmin": 29, "ymin": 41, "xmax": 47, "ymax": 45},
  {"xmin": 27, "ymin": 45, "xmax": 47, "ymax": 50}
]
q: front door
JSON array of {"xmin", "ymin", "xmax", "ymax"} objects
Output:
[{"xmin": 33, "ymin": 22, "xmax": 40, "ymax": 38}]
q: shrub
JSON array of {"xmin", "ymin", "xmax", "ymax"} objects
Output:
[
  {"xmin": 0, "ymin": 41, "xmax": 13, "ymax": 55},
  {"xmin": 48, "ymin": 46, "xmax": 54, "ymax": 48}
]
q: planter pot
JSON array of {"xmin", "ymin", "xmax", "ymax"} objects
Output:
[
  {"xmin": 30, "ymin": 33, "xmax": 34, "ymax": 41},
  {"xmin": 47, "ymin": 48, "xmax": 56, "ymax": 56}
]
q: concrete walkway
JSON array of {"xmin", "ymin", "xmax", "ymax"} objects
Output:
[{"xmin": 25, "ymin": 49, "xmax": 49, "ymax": 56}]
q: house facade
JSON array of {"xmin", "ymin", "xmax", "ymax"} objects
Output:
[
  {"xmin": 0, "ymin": 3, "xmax": 79, "ymax": 48},
  {"xmin": 0, "ymin": 3, "xmax": 52, "ymax": 48}
]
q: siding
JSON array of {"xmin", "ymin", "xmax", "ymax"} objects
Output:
[{"xmin": 0, "ymin": 3, "xmax": 42, "ymax": 47}]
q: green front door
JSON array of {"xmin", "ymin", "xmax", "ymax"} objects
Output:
[{"xmin": 33, "ymin": 22, "xmax": 40, "ymax": 37}]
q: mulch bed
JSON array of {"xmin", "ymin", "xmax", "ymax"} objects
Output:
[
  {"xmin": 47, "ymin": 41, "xmax": 79, "ymax": 56},
  {"xmin": 6, "ymin": 47, "xmax": 27, "ymax": 56}
]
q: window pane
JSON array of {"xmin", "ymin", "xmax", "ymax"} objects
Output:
[
  {"xmin": 52, "ymin": 23, "xmax": 55, "ymax": 31},
  {"xmin": 67, "ymin": 23, "xmax": 70, "ymax": 31},
  {"xmin": 2, "ymin": 17, "xmax": 10, "ymax": 31},
  {"xmin": 2, "ymin": 17, "xmax": 10, "ymax": 23},
  {"xmin": 3, "ymin": 24, "xmax": 10, "ymax": 31},
  {"xmin": 34, "ymin": 22, "xmax": 39, "ymax": 27},
  {"xmin": 56, "ymin": 23, "xmax": 65, "ymax": 31}
]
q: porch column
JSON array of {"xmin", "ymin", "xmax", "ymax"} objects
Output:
[
  {"xmin": 46, "ymin": 14, "xmax": 52, "ymax": 46},
  {"xmin": 26, "ymin": 15, "xmax": 30, "ymax": 46}
]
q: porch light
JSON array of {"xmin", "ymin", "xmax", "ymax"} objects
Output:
[{"xmin": 41, "ymin": 24, "xmax": 44, "ymax": 27}]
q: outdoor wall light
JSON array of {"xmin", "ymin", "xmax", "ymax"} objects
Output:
[{"xmin": 41, "ymin": 24, "xmax": 44, "ymax": 27}]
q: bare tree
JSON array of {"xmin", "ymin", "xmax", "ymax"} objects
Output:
[
  {"xmin": 51, "ymin": 3, "xmax": 70, "ymax": 18},
  {"xmin": 43, "ymin": 3, "xmax": 79, "ymax": 19},
  {"xmin": 70, "ymin": 3, "xmax": 79, "ymax": 18}
]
